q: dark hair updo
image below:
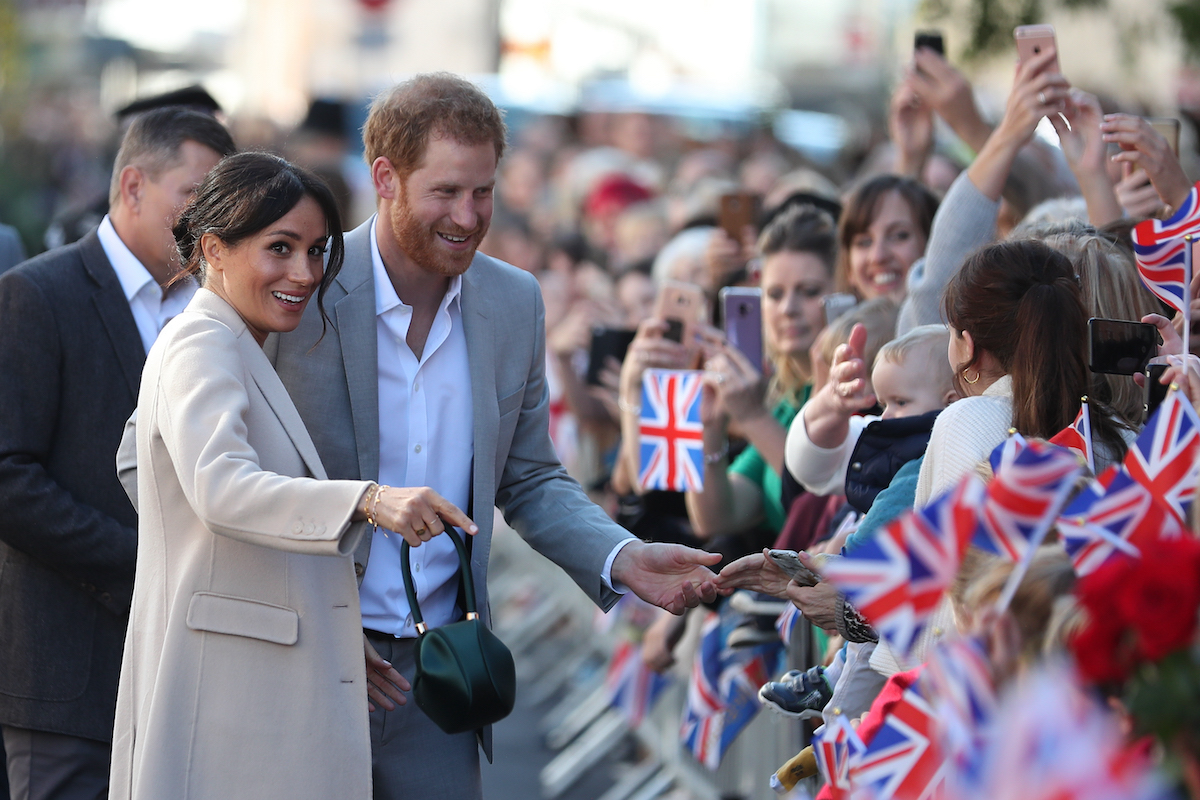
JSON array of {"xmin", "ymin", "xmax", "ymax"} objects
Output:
[{"xmin": 173, "ymin": 151, "xmax": 345, "ymax": 328}]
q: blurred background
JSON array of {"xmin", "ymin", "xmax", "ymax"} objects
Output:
[{"xmin": 0, "ymin": 0, "xmax": 1197, "ymax": 256}]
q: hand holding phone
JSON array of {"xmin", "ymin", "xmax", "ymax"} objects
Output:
[
  {"xmin": 720, "ymin": 287, "xmax": 763, "ymax": 374},
  {"xmin": 1014, "ymin": 24, "xmax": 1060, "ymax": 75},
  {"xmin": 1088, "ymin": 318, "xmax": 1159, "ymax": 375},
  {"xmin": 767, "ymin": 550, "xmax": 822, "ymax": 587},
  {"xmin": 914, "ymin": 30, "xmax": 944, "ymax": 57},
  {"xmin": 655, "ymin": 281, "xmax": 707, "ymax": 345},
  {"xmin": 718, "ymin": 193, "xmax": 762, "ymax": 242}
]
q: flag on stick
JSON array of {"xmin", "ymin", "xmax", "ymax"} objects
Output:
[
  {"xmin": 1123, "ymin": 388, "xmax": 1200, "ymax": 526},
  {"xmin": 1049, "ymin": 398, "xmax": 1093, "ymax": 473}
]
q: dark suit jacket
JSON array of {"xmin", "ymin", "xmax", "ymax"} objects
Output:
[{"xmin": 0, "ymin": 230, "xmax": 141, "ymax": 743}]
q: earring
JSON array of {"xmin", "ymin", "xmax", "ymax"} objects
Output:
[{"xmin": 963, "ymin": 369, "xmax": 980, "ymax": 385}]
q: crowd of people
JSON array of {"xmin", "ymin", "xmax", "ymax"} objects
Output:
[{"xmin": 2, "ymin": 25, "xmax": 1200, "ymax": 800}]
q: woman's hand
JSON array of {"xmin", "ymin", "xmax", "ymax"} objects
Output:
[
  {"xmin": 1101, "ymin": 114, "xmax": 1192, "ymax": 213},
  {"xmin": 889, "ymin": 78, "xmax": 934, "ymax": 179},
  {"xmin": 702, "ymin": 336, "xmax": 769, "ymax": 423},
  {"xmin": 714, "ymin": 549, "xmax": 793, "ymax": 599},
  {"xmin": 993, "ymin": 47, "xmax": 1069, "ymax": 150},
  {"xmin": 365, "ymin": 486, "xmax": 477, "ymax": 548},
  {"xmin": 802, "ymin": 323, "xmax": 875, "ymax": 449},
  {"xmin": 907, "ymin": 48, "xmax": 991, "ymax": 151},
  {"xmin": 1047, "ymin": 90, "xmax": 1121, "ymax": 226},
  {"xmin": 1157, "ymin": 354, "xmax": 1200, "ymax": 408},
  {"xmin": 785, "ymin": 579, "xmax": 839, "ymax": 632},
  {"xmin": 364, "ymin": 635, "xmax": 410, "ymax": 712},
  {"xmin": 619, "ymin": 318, "xmax": 692, "ymax": 398},
  {"xmin": 1115, "ymin": 168, "xmax": 1168, "ymax": 219}
]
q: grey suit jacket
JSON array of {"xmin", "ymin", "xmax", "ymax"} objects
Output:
[
  {"xmin": 0, "ymin": 230, "xmax": 140, "ymax": 742},
  {"xmin": 269, "ymin": 219, "xmax": 632, "ymax": 616}
]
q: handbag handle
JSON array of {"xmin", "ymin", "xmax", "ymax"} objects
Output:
[{"xmin": 400, "ymin": 524, "xmax": 477, "ymax": 635}]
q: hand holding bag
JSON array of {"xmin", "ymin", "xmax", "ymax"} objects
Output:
[{"xmin": 400, "ymin": 527, "xmax": 516, "ymax": 734}]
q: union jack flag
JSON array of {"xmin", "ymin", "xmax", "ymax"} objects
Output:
[
  {"xmin": 813, "ymin": 713, "xmax": 866, "ymax": 800},
  {"xmin": 987, "ymin": 431, "xmax": 1026, "ymax": 476},
  {"xmin": 1123, "ymin": 389, "xmax": 1200, "ymax": 525},
  {"xmin": 1049, "ymin": 401, "xmax": 1093, "ymax": 473},
  {"xmin": 973, "ymin": 441, "xmax": 1081, "ymax": 562},
  {"xmin": 822, "ymin": 476, "xmax": 982, "ymax": 662},
  {"xmin": 775, "ymin": 603, "xmax": 801, "ymax": 647},
  {"xmin": 638, "ymin": 369, "xmax": 705, "ymax": 492},
  {"xmin": 605, "ymin": 640, "xmax": 671, "ymax": 727},
  {"xmin": 850, "ymin": 686, "xmax": 947, "ymax": 800},
  {"xmin": 1059, "ymin": 466, "xmax": 1184, "ymax": 576},
  {"xmin": 923, "ymin": 637, "xmax": 997, "ymax": 794},
  {"xmin": 680, "ymin": 612, "xmax": 724, "ymax": 768},
  {"xmin": 1131, "ymin": 184, "xmax": 1198, "ymax": 313},
  {"xmin": 680, "ymin": 611, "xmax": 783, "ymax": 769}
]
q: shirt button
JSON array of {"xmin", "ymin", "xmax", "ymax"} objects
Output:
[
  {"xmin": 413, "ymin": 382, "xmax": 420, "ymax": 392},
  {"xmin": 414, "ymin": 563, "xmax": 421, "ymax": 573},
  {"xmin": 414, "ymin": 444, "xmax": 422, "ymax": 453},
  {"xmin": 405, "ymin": 615, "xmax": 413, "ymax": 627}
]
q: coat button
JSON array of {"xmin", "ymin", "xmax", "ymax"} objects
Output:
[
  {"xmin": 850, "ymin": 462, "xmax": 862, "ymax": 471},
  {"xmin": 304, "ymin": 523, "xmax": 315, "ymax": 535},
  {"xmin": 293, "ymin": 522, "xmax": 304, "ymax": 534},
  {"xmin": 317, "ymin": 524, "xmax": 326, "ymax": 535},
  {"xmin": 355, "ymin": 563, "xmax": 365, "ymax": 577}
]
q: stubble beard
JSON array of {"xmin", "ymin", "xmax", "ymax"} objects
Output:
[{"xmin": 389, "ymin": 190, "xmax": 486, "ymax": 278}]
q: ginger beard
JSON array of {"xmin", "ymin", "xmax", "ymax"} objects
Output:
[{"xmin": 389, "ymin": 180, "xmax": 488, "ymax": 278}]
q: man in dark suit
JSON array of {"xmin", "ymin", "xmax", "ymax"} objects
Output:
[{"xmin": 0, "ymin": 107, "xmax": 233, "ymax": 800}]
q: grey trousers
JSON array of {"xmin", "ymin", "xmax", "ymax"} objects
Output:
[
  {"xmin": 2, "ymin": 727, "xmax": 109, "ymax": 800},
  {"xmin": 366, "ymin": 634, "xmax": 482, "ymax": 800}
]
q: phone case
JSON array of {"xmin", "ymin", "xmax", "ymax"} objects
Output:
[
  {"xmin": 767, "ymin": 550, "xmax": 821, "ymax": 587},
  {"xmin": 1014, "ymin": 24, "xmax": 1059, "ymax": 74},
  {"xmin": 720, "ymin": 288, "xmax": 763, "ymax": 373}
]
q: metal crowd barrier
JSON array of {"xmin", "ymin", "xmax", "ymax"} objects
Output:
[{"xmin": 488, "ymin": 515, "xmax": 820, "ymax": 800}]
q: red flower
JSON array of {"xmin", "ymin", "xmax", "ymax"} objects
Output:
[
  {"xmin": 1071, "ymin": 611, "xmax": 1133, "ymax": 684},
  {"xmin": 1117, "ymin": 539, "xmax": 1200, "ymax": 661}
]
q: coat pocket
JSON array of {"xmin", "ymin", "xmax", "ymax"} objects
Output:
[{"xmin": 186, "ymin": 592, "xmax": 298, "ymax": 645}]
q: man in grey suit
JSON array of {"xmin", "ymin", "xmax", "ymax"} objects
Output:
[
  {"xmin": 269, "ymin": 73, "xmax": 722, "ymax": 799},
  {"xmin": 0, "ymin": 108, "xmax": 234, "ymax": 800}
]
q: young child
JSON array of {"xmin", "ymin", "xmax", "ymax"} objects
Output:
[{"xmin": 760, "ymin": 325, "xmax": 958, "ymax": 720}]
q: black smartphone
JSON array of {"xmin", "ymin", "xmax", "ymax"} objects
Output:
[
  {"xmin": 914, "ymin": 30, "xmax": 944, "ymax": 56},
  {"xmin": 1145, "ymin": 363, "xmax": 1170, "ymax": 421},
  {"xmin": 720, "ymin": 287, "xmax": 763, "ymax": 373},
  {"xmin": 1088, "ymin": 318, "xmax": 1158, "ymax": 375},
  {"xmin": 585, "ymin": 327, "xmax": 636, "ymax": 386}
]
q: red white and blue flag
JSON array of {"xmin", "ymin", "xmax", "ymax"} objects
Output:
[
  {"xmin": 775, "ymin": 603, "xmax": 801, "ymax": 647},
  {"xmin": 1123, "ymin": 389, "xmax": 1200, "ymax": 526},
  {"xmin": 987, "ymin": 431, "xmax": 1027, "ymax": 476},
  {"xmin": 680, "ymin": 612, "xmax": 725, "ymax": 768},
  {"xmin": 1132, "ymin": 185, "xmax": 1198, "ymax": 313},
  {"xmin": 680, "ymin": 611, "xmax": 782, "ymax": 769},
  {"xmin": 850, "ymin": 687, "xmax": 947, "ymax": 800},
  {"xmin": 973, "ymin": 441, "xmax": 1082, "ymax": 562},
  {"xmin": 822, "ymin": 476, "xmax": 982, "ymax": 662},
  {"xmin": 922, "ymin": 637, "xmax": 997, "ymax": 794},
  {"xmin": 638, "ymin": 369, "xmax": 705, "ymax": 492},
  {"xmin": 605, "ymin": 640, "xmax": 671, "ymax": 727},
  {"xmin": 812, "ymin": 713, "xmax": 866, "ymax": 800},
  {"xmin": 1049, "ymin": 402, "xmax": 1093, "ymax": 473}
]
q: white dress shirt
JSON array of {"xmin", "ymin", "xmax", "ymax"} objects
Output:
[
  {"xmin": 97, "ymin": 215, "xmax": 196, "ymax": 354},
  {"xmin": 360, "ymin": 218, "xmax": 632, "ymax": 637}
]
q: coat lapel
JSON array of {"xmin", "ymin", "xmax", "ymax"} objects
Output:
[
  {"xmin": 460, "ymin": 262, "xmax": 497, "ymax": 606},
  {"xmin": 335, "ymin": 222, "xmax": 381, "ymax": 484},
  {"xmin": 80, "ymin": 231, "xmax": 144, "ymax": 401}
]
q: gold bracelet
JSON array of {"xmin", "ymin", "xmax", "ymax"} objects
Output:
[
  {"xmin": 362, "ymin": 483, "xmax": 378, "ymax": 526},
  {"xmin": 371, "ymin": 485, "xmax": 389, "ymax": 531}
]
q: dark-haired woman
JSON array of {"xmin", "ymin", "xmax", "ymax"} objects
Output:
[
  {"xmin": 110, "ymin": 153, "xmax": 475, "ymax": 800},
  {"xmin": 836, "ymin": 174, "xmax": 938, "ymax": 306}
]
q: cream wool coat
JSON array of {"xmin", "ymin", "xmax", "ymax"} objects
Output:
[{"xmin": 110, "ymin": 289, "xmax": 372, "ymax": 800}]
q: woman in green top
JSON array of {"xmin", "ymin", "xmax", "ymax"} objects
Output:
[{"xmin": 687, "ymin": 205, "xmax": 836, "ymax": 538}]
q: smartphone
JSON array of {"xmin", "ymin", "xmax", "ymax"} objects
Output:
[
  {"xmin": 1088, "ymin": 318, "xmax": 1158, "ymax": 375},
  {"xmin": 1145, "ymin": 363, "xmax": 1170, "ymax": 422},
  {"xmin": 585, "ymin": 327, "xmax": 636, "ymax": 386},
  {"xmin": 821, "ymin": 292, "xmax": 858, "ymax": 327},
  {"xmin": 914, "ymin": 30, "xmax": 944, "ymax": 56},
  {"xmin": 1014, "ymin": 24, "xmax": 1060, "ymax": 75},
  {"xmin": 718, "ymin": 192, "xmax": 762, "ymax": 241},
  {"xmin": 720, "ymin": 287, "xmax": 763, "ymax": 374},
  {"xmin": 655, "ymin": 281, "xmax": 707, "ymax": 344},
  {"xmin": 767, "ymin": 550, "xmax": 821, "ymax": 587},
  {"xmin": 1147, "ymin": 118, "xmax": 1181, "ymax": 157}
]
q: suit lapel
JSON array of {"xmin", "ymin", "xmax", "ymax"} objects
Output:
[
  {"xmin": 460, "ymin": 262, "xmax": 496, "ymax": 598},
  {"xmin": 80, "ymin": 231, "xmax": 144, "ymax": 401},
  {"xmin": 335, "ymin": 222, "xmax": 381, "ymax": 484}
]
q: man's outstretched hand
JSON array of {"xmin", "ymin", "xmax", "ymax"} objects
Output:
[{"xmin": 611, "ymin": 541, "xmax": 726, "ymax": 615}]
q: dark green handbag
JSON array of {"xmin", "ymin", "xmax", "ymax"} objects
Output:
[{"xmin": 400, "ymin": 527, "xmax": 516, "ymax": 735}]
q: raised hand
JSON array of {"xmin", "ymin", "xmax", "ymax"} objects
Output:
[
  {"xmin": 889, "ymin": 78, "xmax": 934, "ymax": 179},
  {"xmin": 907, "ymin": 48, "xmax": 991, "ymax": 151},
  {"xmin": 610, "ymin": 540, "xmax": 725, "ymax": 615},
  {"xmin": 1101, "ymin": 113, "xmax": 1192, "ymax": 213}
]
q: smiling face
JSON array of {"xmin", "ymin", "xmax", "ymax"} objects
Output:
[
  {"xmin": 847, "ymin": 190, "xmax": 927, "ymax": 302},
  {"xmin": 761, "ymin": 250, "xmax": 832, "ymax": 361},
  {"xmin": 201, "ymin": 195, "xmax": 329, "ymax": 345},
  {"xmin": 385, "ymin": 135, "xmax": 497, "ymax": 278}
]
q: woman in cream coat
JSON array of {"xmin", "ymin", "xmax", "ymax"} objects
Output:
[{"xmin": 111, "ymin": 153, "xmax": 476, "ymax": 800}]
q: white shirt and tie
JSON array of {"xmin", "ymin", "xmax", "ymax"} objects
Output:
[
  {"xmin": 97, "ymin": 216, "xmax": 196, "ymax": 353},
  {"xmin": 359, "ymin": 218, "xmax": 631, "ymax": 637}
]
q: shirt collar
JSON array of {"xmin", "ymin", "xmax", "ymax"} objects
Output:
[
  {"xmin": 369, "ymin": 215, "xmax": 462, "ymax": 318},
  {"xmin": 97, "ymin": 215, "xmax": 157, "ymax": 302}
]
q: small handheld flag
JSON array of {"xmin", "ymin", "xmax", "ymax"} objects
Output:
[
  {"xmin": 1049, "ymin": 398, "xmax": 1093, "ymax": 473},
  {"xmin": 638, "ymin": 369, "xmax": 705, "ymax": 492},
  {"xmin": 1123, "ymin": 388, "xmax": 1200, "ymax": 525}
]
